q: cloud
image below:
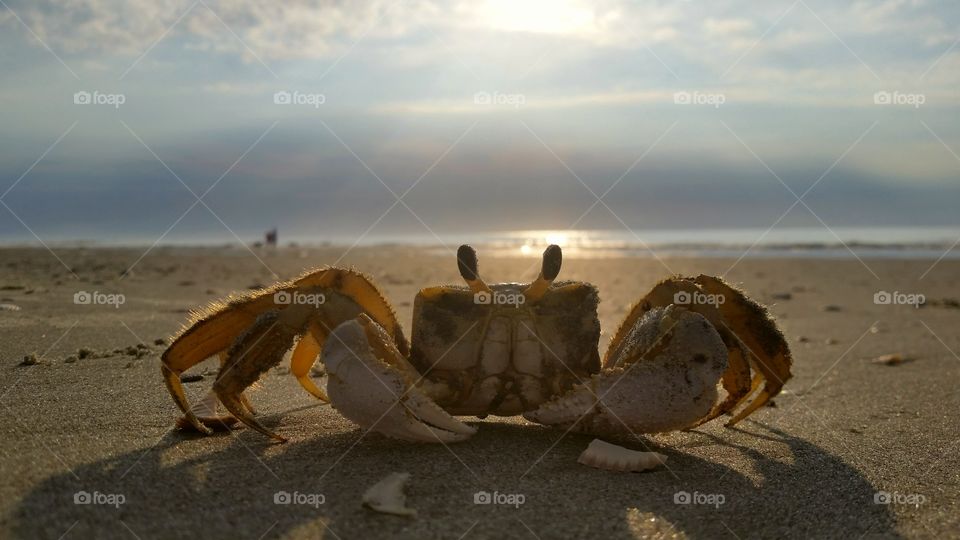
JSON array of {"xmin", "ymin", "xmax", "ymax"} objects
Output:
[
  {"xmin": 0, "ymin": 0, "xmax": 687, "ymax": 60},
  {"xmin": 2, "ymin": 0, "xmax": 960, "ymax": 244},
  {"xmin": 3, "ymin": 0, "xmax": 426, "ymax": 58},
  {"xmin": 4, "ymin": 0, "xmax": 957, "ymax": 82}
]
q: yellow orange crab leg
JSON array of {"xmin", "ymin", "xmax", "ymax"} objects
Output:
[
  {"xmin": 162, "ymin": 267, "xmax": 407, "ymax": 440},
  {"xmin": 690, "ymin": 275, "xmax": 792, "ymax": 426},
  {"xmin": 290, "ymin": 322, "xmax": 330, "ymax": 402},
  {"xmin": 601, "ymin": 275, "xmax": 789, "ymax": 427},
  {"xmin": 213, "ymin": 306, "xmax": 313, "ymax": 442}
]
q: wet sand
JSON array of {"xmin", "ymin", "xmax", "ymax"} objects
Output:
[{"xmin": 0, "ymin": 246, "xmax": 958, "ymax": 539}]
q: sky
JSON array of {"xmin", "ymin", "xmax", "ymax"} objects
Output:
[{"xmin": 0, "ymin": 0, "xmax": 958, "ymax": 245}]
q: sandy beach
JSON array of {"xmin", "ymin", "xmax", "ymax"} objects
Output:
[{"xmin": 1, "ymin": 245, "xmax": 957, "ymax": 539}]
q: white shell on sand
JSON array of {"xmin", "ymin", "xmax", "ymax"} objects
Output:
[
  {"xmin": 577, "ymin": 439, "xmax": 667, "ymax": 472},
  {"xmin": 362, "ymin": 472, "xmax": 417, "ymax": 517}
]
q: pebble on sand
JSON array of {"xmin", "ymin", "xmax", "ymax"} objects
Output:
[{"xmin": 19, "ymin": 353, "xmax": 41, "ymax": 366}]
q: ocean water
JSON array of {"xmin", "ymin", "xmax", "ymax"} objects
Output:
[
  {"xmin": 11, "ymin": 227, "xmax": 960, "ymax": 260},
  {"xmin": 347, "ymin": 227, "xmax": 960, "ymax": 259}
]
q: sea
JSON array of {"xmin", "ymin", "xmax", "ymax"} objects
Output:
[{"xmin": 8, "ymin": 227, "xmax": 960, "ymax": 260}]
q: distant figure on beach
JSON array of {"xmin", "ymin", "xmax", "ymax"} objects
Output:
[{"xmin": 265, "ymin": 228, "xmax": 277, "ymax": 247}]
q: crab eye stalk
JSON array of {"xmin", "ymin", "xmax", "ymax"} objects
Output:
[
  {"xmin": 457, "ymin": 244, "xmax": 491, "ymax": 294},
  {"xmin": 523, "ymin": 244, "xmax": 562, "ymax": 302}
]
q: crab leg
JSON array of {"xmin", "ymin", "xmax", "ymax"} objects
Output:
[
  {"xmin": 323, "ymin": 314, "xmax": 476, "ymax": 443},
  {"xmin": 172, "ymin": 351, "xmax": 245, "ymax": 432},
  {"xmin": 162, "ymin": 299, "xmax": 285, "ymax": 434},
  {"xmin": 162, "ymin": 267, "xmax": 409, "ymax": 439},
  {"xmin": 604, "ymin": 276, "xmax": 789, "ymax": 426},
  {"xmin": 214, "ymin": 306, "xmax": 312, "ymax": 442},
  {"xmin": 290, "ymin": 322, "xmax": 330, "ymax": 402},
  {"xmin": 690, "ymin": 275, "xmax": 792, "ymax": 424}
]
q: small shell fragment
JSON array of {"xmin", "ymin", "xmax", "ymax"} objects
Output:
[
  {"xmin": 870, "ymin": 353, "xmax": 913, "ymax": 366},
  {"xmin": 362, "ymin": 472, "xmax": 417, "ymax": 517},
  {"xmin": 577, "ymin": 439, "xmax": 667, "ymax": 472}
]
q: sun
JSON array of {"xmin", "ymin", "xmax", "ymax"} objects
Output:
[
  {"xmin": 545, "ymin": 232, "xmax": 569, "ymax": 246},
  {"xmin": 478, "ymin": 0, "xmax": 594, "ymax": 35}
]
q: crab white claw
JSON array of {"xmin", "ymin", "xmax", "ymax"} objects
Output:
[
  {"xmin": 323, "ymin": 316, "xmax": 476, "ymax": 443},
  {"xmin": 525, "ymin": 305, "xmax": 729, "ymax": 436}
]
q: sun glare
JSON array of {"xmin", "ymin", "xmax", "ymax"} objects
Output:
[
  {"xmin": 545, "ymin": 233, "xmax": 569, "ymax": 246},
  {"xmin": 516, "ymin": 231, "xmax": 576, "ymax": 256},
  {"xmin": 479, "ymin": 0, "xmax": 594, "ymax": 35}
]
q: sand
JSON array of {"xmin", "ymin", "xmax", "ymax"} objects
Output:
[{"xmin": 0, "ymin": 246, "xmax": 958, "ymax": 539}]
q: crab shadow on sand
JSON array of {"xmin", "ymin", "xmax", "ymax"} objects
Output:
[{"xmin": 14, "ymin": 405, "xmax": 900, "ymax": 539}]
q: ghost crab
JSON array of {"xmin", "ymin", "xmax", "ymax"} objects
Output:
[{"xmin": 161, "ymin": 245, "xmax": 791, "ymax": 443}]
